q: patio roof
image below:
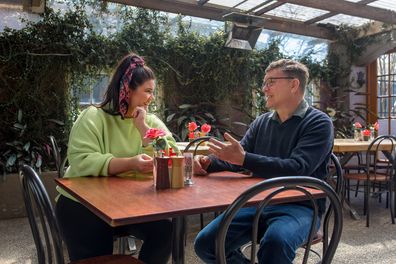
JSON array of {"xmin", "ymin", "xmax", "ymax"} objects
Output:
[{"xmin": 108, "ymin": 0, "xmax": 396, "ymax": 40}]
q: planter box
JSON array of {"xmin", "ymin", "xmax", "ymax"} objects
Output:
[{"xmin": 0, "ymin": 171, "xmax": 58, "ymax": 219}]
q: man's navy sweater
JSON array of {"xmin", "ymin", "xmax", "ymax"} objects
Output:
[{"xmin": 208, "ymin": 105, "xmax": 334, "ymax": 214}]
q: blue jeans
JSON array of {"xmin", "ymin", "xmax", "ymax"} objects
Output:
[{"xmin": 194, "ymin": 204, "xmax": 321, "ymax": 264}]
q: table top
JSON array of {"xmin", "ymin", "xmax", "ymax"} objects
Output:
[
  {"xmin": 56, "ymin": 172, "xmax": 325, "ymax": 227},
  {"xmin": 333, "ymin": 138, "xmax": 394, "ymax": 153}
]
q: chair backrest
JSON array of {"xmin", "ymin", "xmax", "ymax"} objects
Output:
[
  {"xmin": 183, "ymin": 136, "xmax": 213, "ymax": 155},
  {"xmin": 215, "ymin": 176, "xmax": 343, "ymax": 264},
  {"xmin": 365, "ymin": 135, "xmax": 396, "ymax": 179},
  {"xmin": 19, "ymin": 164, "xmax": 65, "ymax": 264},
  {"xmin": 49, "ymin": 136, "xmax": 62, "ymax": 177},
  {"xmin": 321, "ymin": 153, "xmax": 344, "ymax": 253},
  {"xmin": 329, "ymin": 153, "xmax": 344, "ymax": 197}
]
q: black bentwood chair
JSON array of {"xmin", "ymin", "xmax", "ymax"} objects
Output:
[
  {"xmin": 343, "ymin": 135, "xmax": 396, "ymax": 227},
  {"xmin": 215, "ymin": 176, "xmax": 343, "ymax": 264},
  {"xmin": 19, "ymin": 165, "xmax": 144, "ymax": 264},
  {"xmin": 184, "ymin": 136, "xmax": 216, "ymax": 229}
]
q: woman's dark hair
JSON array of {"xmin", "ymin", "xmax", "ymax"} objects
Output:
[{"xmin": 98, "ymin": 53, "xmax": 155, "ymax": 115}]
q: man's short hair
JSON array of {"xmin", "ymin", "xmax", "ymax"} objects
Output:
[{"xmin": 265, "ymin": 59, "xmax": 309, "ymax": 93}]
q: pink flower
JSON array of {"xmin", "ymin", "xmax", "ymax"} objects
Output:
[
  {"xmin": 201, "ymin": 123, "xmax": 211, "ymax": 133},
  {"xmin": 188, "ymin": 122, "xmax": 198, "ymax": 132},
  {"xmin": 354, "ymin": 122, "xmax": 362, "ymax": 129},
  {"xmin": 374, "ymin": 121, "xmax": 379, "ymax": 131},
  {"xmin": 144, "ymin": 128, "xmax": 166, "ymax": 139}
]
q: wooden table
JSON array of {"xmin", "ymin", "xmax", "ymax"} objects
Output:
[
  {"xmin": 333, "ymin": 138, "xmax": 394, "ymax": 158},
  {"xmin": 56, "ymin": 172, "xmax": 325, "ymax": 264}
]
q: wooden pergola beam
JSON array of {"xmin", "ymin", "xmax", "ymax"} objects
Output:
[
  {"xmin": 109, "ymin": 0, "xmax": 225, "ymax": 20},
  {"xmin": 278, "ymin": 0, "xmax": 396, "ymax": 24},
  {"xmin": 108, "ymin": 0, "xmax": 335, "ymax": 39},
  {"xmin": 304, "ymin": 0, "xmax": 377, "ymax": 24}
]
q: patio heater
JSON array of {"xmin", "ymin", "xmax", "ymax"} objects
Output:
[{"xmin": 223, "ymin": 12, "xmax": 263, "ymax": 51}]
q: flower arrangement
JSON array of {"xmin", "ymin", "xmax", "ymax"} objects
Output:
[
  {"xmin": 188, "ymin": 122, "xmax": 198, "ymax": 141},
  {"xmin": 144, "ymin": 128, "xmax": 168, "ymax": 155},
  {"xmin": 187, "ymin": 122, "xmax": 212, "ymax": 140},
  {"xmin": 353, "ymin": 122, "xmax": 362, "ymax": 130},
  {"xmin": 353, "ymin": 121, "xmax": 363, "ymax": 141},
  {"xmin": 362, "ymin": 129, "xmax": 371, "ymax": 141}
]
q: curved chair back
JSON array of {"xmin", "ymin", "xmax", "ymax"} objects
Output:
[
  {"xmin": 215, "ymin": 176, "xmax": 343, "ymax": 264},
  {"xmin": 330, "ymin": 153, "xmax": 344, "ymax": 196},
  {"xmin": 183, "ymin": 136, "xmax": 213, "ymax": 156},
  {"xmin": 19, "ymin": 164, "xmax": 65, "ymax": 264},
  {"xmin": 320, "ymin": 153, "xmax": 344, "ymax": 253},
  {"xmin": 49, "ymin": 136, "xmax": 62, "ymax": 178},
  {"xmin": 366, "ymin": 135, "xmax": 396, "ymax": 180}
]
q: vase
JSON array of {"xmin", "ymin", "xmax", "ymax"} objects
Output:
[
  {"xmin": 354, "ymin": 129, "xmax": 362, "ymax": 141},
  {"xmin": 153, "ymin": 155, "xmax": 170, "ymax": 190}
]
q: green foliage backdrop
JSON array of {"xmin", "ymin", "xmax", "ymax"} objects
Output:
[{"xmin": 0, "ymin": 2, "xmax": 367, "ymax": 172}]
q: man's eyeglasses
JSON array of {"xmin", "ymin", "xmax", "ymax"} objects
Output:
[{"xmin": 262, "ymin": 77, "xmax": 295, "ymax": 88}]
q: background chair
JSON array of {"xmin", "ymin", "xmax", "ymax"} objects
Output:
[
  {"xmin": 216, "ymin": 176, "xmax": 343, "ymax": 264},
  {"xmin": 343, "ymin": 135, "xmax": 396, "ymax": 227},
  {"xmin": 49, "ymin": 135, "xmax": 62, "ymax": 177},
  {"xmin": 19, "ymin": 164, "xmax": 143, "ymax": 264}
]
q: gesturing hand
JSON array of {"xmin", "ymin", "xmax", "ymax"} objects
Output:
[
  {"xmin": 134, "ymin": 154, "xmax": 153, "ymax": 173},
  {"xmin": 193, "ymin": 155, "xmax": 211, "ymax": 175},
  {"xmin": 208, "ymin": 132, "xmax": 245, "ymax": 166}
]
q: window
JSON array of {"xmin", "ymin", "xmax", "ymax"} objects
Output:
[
  {"xmin": 78, "ymin": 75, "xmax": 109, "ymax": 106},
  {"xmin": 376, "ymin": 52, "xmax": 396, "ymax": 135}
]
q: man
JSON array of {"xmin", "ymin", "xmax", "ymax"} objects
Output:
[{"xmin": 193, "ymin": 59, "xmax": 333, "ymax": 264}]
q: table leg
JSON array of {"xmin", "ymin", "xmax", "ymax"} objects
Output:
[{"xmin": 172, "ymin": 216, "xmax": 186, "ymax": 264}]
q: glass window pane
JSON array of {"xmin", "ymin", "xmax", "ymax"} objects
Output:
[
  {"xmin": 378, "ymin": 97, "xmax": 389, "ymax": 118},
  {"xmin": 391, "ymin": 97, "xmax": 396, "ymax": 118},
  {"xmin": 378, "ymin": 76, "xmax": 388, "ymax": 96},
  {"xmin": 391, "ymin": 75, "xmax": 396, "ymax": 96},
  {"xmin": 390, "ymin": 53, "xmax": 396, "ymax": 74},
  {"xmin": 377, "ymin": 54, "xmax": 389, "ymax": 75},
  {"xmin": 92, "ymin": 76, "xmax": 109, "ymax": 104}
]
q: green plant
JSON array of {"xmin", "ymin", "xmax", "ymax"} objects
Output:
[
  {"xmin": 1, "ymin": 110, "xmax": 48, "ymax": 173},
  {"xmin": 165, "ymin": 103, "xmax": 233, "ymax": 141}
]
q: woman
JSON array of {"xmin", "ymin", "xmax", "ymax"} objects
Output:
[{"xmin": 55, "ymin": 53, "xmax": 178, "ymax": 263}]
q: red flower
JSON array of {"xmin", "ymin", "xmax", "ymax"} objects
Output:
[
  {"xmin": 362, "ymin": 129, "xmax": 371, "ymax": 136},
  {"xmin": 374, "ymin": 121, "xmax": 379, "ymax": 131},
  {"xmin": 188, "ymin": 122, "xmax": 198, "ymax": 132},
  {"xmin": 188, "ymin": 132, "xmax": 195, "ymax": 139},
  {"xmin": 201, "ymin": 123, "xmax": 211, "ymax": 133},
  {"xmin": 144, "ymin": 128, "xmax": 166, "ymax": 139},
  {"xmin": 354, "ymin": 122, "xmax": 362, "ymax": 129}
]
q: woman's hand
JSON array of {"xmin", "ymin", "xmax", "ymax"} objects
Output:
[
  {"xmin": 131, "ymin": 106, "xmax": 151, "ymax": 146},
  {"xmin": 131, "ymin": 106, "xmax": 147, "ymax": 129},
  {"xmin": 108, "ymin": 154, "xmax": 153, "ymax": 175},
  {"xmin": 133, "ymin": 154, "xmax": 153, "ymax": 173}
]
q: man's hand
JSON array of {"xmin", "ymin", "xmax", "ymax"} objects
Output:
[
  {"xmin": 208, "ymin": 132, "xmax": 245, "ymax": 166},
  {"xmin": 133, "ymin": 154, "xmax": 153, "ymax": 173},
  {"xmin": 193, "ymin": 155, "xmax": 211, "ymax": 175}
]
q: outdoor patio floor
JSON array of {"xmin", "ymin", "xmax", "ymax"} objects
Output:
[{"xmin": 1, "ymin": 189, "xmax": 396, "ymax": 264}]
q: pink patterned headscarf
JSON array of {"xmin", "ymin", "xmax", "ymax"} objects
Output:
[{"xmin": 119, "ymin": 56, "xmax": 145, "ymax": 118}]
